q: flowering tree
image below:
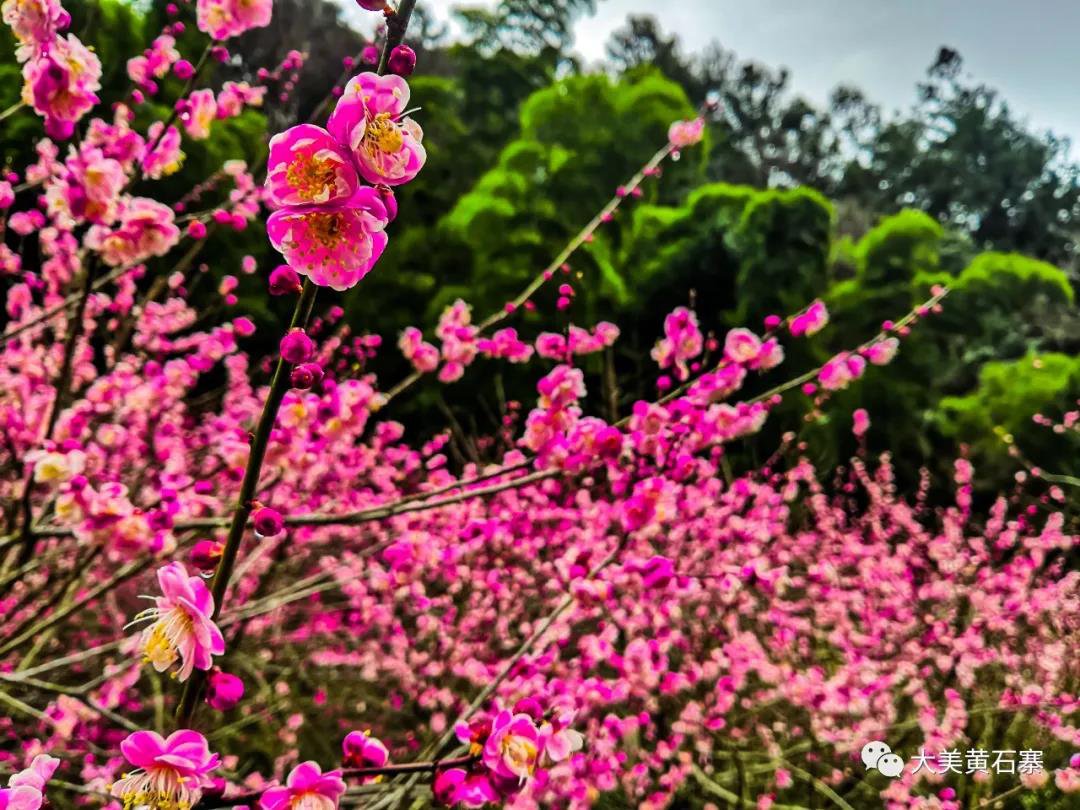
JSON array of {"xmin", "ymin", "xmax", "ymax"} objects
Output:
[{"xmin": 0, "ymin": 2, "xmax": 1078, "ymax": 810}]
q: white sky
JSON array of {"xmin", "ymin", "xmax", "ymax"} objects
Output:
[{"xmin": 338, "ymin": 0, "xmax": 1080, "ymax": 147}]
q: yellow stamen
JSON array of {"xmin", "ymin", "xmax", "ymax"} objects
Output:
[{"xmin": 366, "ymin": 113, "xmax": 404, "ymax": 154}]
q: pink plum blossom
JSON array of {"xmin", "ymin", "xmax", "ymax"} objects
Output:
[
  {"xmin": 86, "ymin": 197, "xmax": 180, "ymax": 266},
  {"xmin": 111, "ymin": 730, "xmax": 220, "ymax": 810},
  {"xmin": 130, "ymin": 562, "xmax": 225, "ymax": 681},
  {"xmin": 266, "ymin": 187, "xmax": 389, "ymax": 290},
  {"xmin": 2, "ymin": 0, "xmax": 64, "ymax": 55},
  {"xmin": 482, "ymin": 710, "xmax": 543, "ymax": 783},
  {"xmin": 22, "ymin": 34, "xmax": 101, "ymax": 136},
  {"xmin": 668, "ymin": 117, "xmax": 705, "ymax": 148},
  {"xmin": 819, "ymin": 351, "xmax": 867, "ymax": 391},
  {"xmin": 184, "ymin": 89, "xmax": 217, "ymax": 140},
  {"xmin": 259, "ymin": 762, "xmax": 346, "ymax": 810},
  {"xmin": 724, "ymin": 327, "xmax": 762, "ymax": 364},
  {"xmin": 789, "ymin": 299, "xmax": 829, "ymax": 337},
  {"xmin": 399, "ymin": 326, "xmax": 440, "ymax": 373},
  {"xmin": 142, "ymin": 122, "xmax": 184, "ymax": 179},
  {"xmin": 652, "ymin": 307, "xmax": 703, "ymax": 381},
  {"xmin": 197, "ymin": 0, "xmax": 272, "ymax": 41},
  {"xmin": 866, "ymin": 336, "xmax": 900, "ymax": 365},
  {"xmin": 266, "ymin": 124, "xmax": 360, "ymax": 208},
  {"xmin": 327, "ymin": 72, "xmax": 426, "ymax": 186}
]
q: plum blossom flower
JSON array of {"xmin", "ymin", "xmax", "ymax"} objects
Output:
[
  {"xmin": 183, "ymin": 89, "xmax": 217, "ymax": 140},
  {"xmin": 280, "ymin": 329, "xmax": 315, "ymax": 365},
  {"xmin": 399, "ymin": 326, "xmax": 439, "ymax": 373},
  {"xmin": 724, "ymin": 328, "xmax": 762, "ymax": 364},
  {"xmin": 482, "ymin": 710, "xmax": 543, "ymax": 783},
  {"xmin": 252, "ymin": 505, "xmax": 285, "ymax": 537},
  {"xmin": 206, "ymin": 670, "xmax": 244, "ymax": 711},
  {"xmin": 0, "ymin": 755, "xmax": 59, "ymax": 810},
  {"xmin": 142, "ymin": 123, "xmax": 184, "ymax": 179},
  {"xmin": 327, "ymin": 72, "xmax": 426, "ymax": 186},
  {"xmin": 342, "ymin": 731, "xmax": 389, "ymax": 784},
  {"xmin": 539, "ymin": 711, "xmax": 584, "ymax": 762},
  {"xmin": 129, "ymin": 562, "xmax": 225, "ymax": 681},
  {"xmin": 22, "ymin": 34, "xmax": 102, "ymax": 137},
  {"xmin": 197, "ymin": 0, "xmax": 272, "ymax": 41},
  {"xmin": 818, "ymin": 352, "xmax": 866, "ymax": 391},
  {"xmin": 866, "ymin": 336, "xmax": 899, "ymax": 365},
  {"xmin": 266, "ymin": 187, "xmax": 389, "ymax": 290},
  {"xmin": 25, "ymin": 447, "xmax": 84, "ymax": 483},
  {"xmin": 265, "ymin": 124, "xmax": 360, "ymax": 208},
  {"xmin": 852, "ymin": 408, "xmax": 870, "ymax": 437},
  {"xmin": 387, "ymin": 44, "xmax": 416, "ymax": 77},
  {"xmin": 217, "ymin": 80, "xmax": 265, "ymax": 118},
  {"xmin": 652, "ymin": 307, "xmax": 703, "ymax": 381},
  {"xmin": 44, "ymin": 144, "xmax": 125, "ymax": 226},
  {"xmin": 111, "ymin": 730, "xmax": 220, "ymax": 810},
  {"xmin": 668, "ymin": 117, "xmax": 705, "ymax": 148},
  {"xmin": 87, "ymin": 197, "xmax": 180, "ymax": 266},
  {"xmin": 436, "ymin": 300, "xmax": 479, "ymax": 383},
  {"xmin": 749, "ymin": 337, "xmax": 784, "ymax": 371},
  {"xmin": 432, "ymin": 769, "xmax": 499, "ymax": 808},
  {"xmin": 269, "ymin": 264, "xmax": 303, "ymax": 296},
  {"xmin": 259, "ymin": 762, "xmax": 346, "ymax": 810},
  {"xmin": 2, "ymin": 0, "xmax": 64, "ymax": 57},
  {"xmin": 477, "ymin": 328, "xmax": 533, "ymax": 363},
  {"xmin": 789, "ymin": 299, "xmax": 829, "ymax": 337},
  {"xmin": 0, "ymin": 784, "xmax": 44, "ymax": 810}
]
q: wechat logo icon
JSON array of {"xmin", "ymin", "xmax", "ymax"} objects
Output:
[{"xmin": 861, "ymin": 741, "xmax": 905, "ymax": 779}]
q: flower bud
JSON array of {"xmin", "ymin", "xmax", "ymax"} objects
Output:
[
  {"xmin": 174, "ymin": 60, "xmax": 195, "ymax": 80},
  {"xmin": 206, "ymin": 671, "xmax": 244, "ymax": 711},
  {"xmin": 252, "ymin": 506, "xmax": 284, "ymax": 537},
  {"xmin": 433, "ymin": 769, "xmax": 467, "ymax": 806},
  {"xmin": 187, "ymin": 220, "xmax": 207, "ymax": 239},
  {"xmin": 355, "ymin": 0, "xmax": 388, "ymax": 11},
  {"xmin": 342, "ymin": 731, "xmax": 389, "ymax": 768},
  {"xmin": 361, "ymin": 44, "xmax": 379, "ymax": 65},
  {"xmin": 280, "ymin": 329, "xmax": 315, "ymax": 365},
  {"xmin": 44, "ymin": 117, "xmax": 74, "ymax": 141},
  {"xmin": 269, "ymin": 265, "xmax": 302, "ymax": 296},
  {"xmin": 190, "ymin": 540, "xmax": 224, "ymax": 572},
  {"xmin": 387, "ymin": 45, "xmax": 416, "ymax": 76},
  {"xmin": 291, "ymin": 362, "xmax": 324, "ymax": 390},
  {"xmin": 512, "ymin": 697, "xmax": 544, "ymax": 721}
]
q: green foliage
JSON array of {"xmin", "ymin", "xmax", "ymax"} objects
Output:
[
  {"xmin": 432, "ymin": 69, "xmax": 699, "ymax": 321},
  {"xmin": 856, "ymin": 210, "xmax": 943, "ymax": 287},
  {"xmin": 729, "ymin": 187, "xmax": 834, "ymax": 323},
  {"xmin": 952, "ymin": 251, "xmax": 1074, "ymax": 305},
  {"xmin": 936, "ymin": 353, "xmax": 1080, "ymax": 476},
  {"xmin": 617, "ymin": 183, "xmax": 753, "ymax": 321}
]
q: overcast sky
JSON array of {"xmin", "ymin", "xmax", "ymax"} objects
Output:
[{"xmin": 338, "ymin": 0, "xmax": 1080, "ymax": 144}]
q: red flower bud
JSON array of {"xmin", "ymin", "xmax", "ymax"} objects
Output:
[
  {"xmin": 290, "ymin": 362, "xmax": 324, "ymax": 390},
  {"xmin": 387, "ymin": 44, "xmax": 416, "ymax": 77},
  {"xmin": 206, "ymin": 671, "xmax": 244, "ymax": 711},
  {"xmin": 269, "ymin": 265, "xmax": 302, "ymax": 296},
  {"xmin": 280, "ymin": 329, "xmax": 315, "ymax": 365},
  {"xmin": 252, "ymin": 506, "xmax": 284, "ymax": 537},
  {"xmin": 190, "ymin": 540, "xmax": 223, "ymax": 572}
]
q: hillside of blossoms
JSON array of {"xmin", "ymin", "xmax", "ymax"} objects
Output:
[{"xmin": 0, "ymin": 1, "xmax": 1077, "ymax": 809}]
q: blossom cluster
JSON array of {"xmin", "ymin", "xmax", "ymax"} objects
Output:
[{"xmin": 265, "ymin": 72, "xmax": 425, "ymax": 290}]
